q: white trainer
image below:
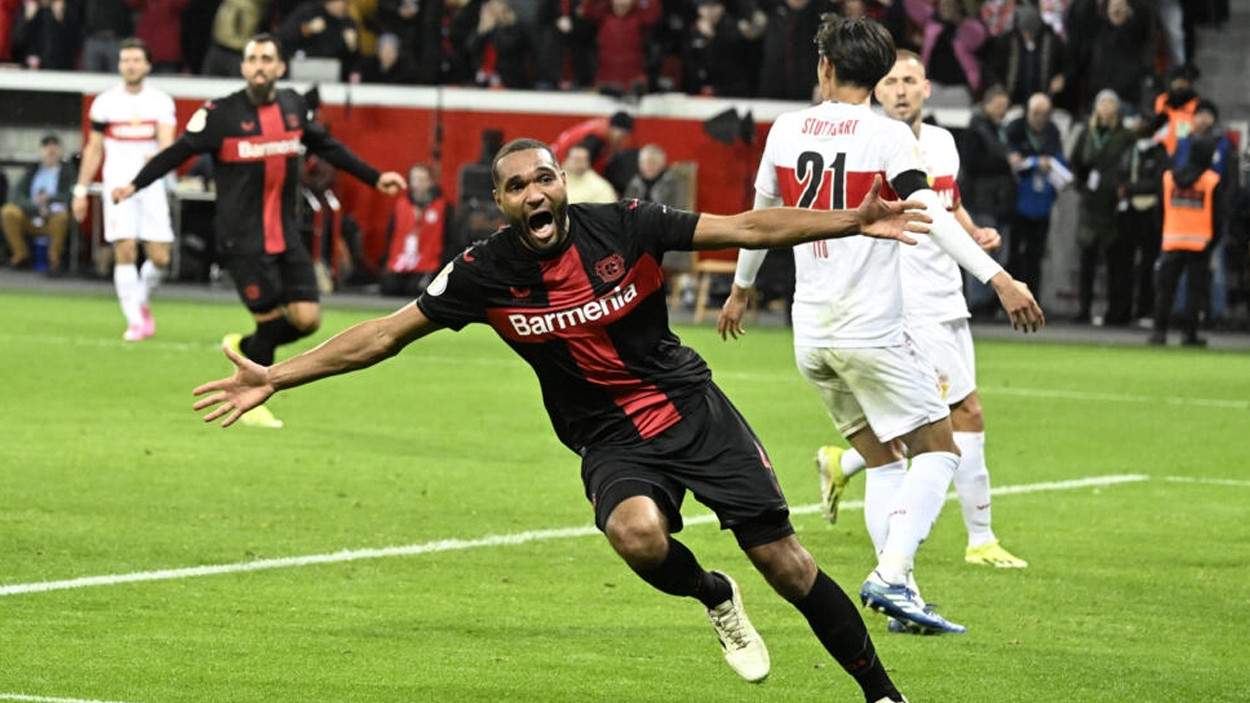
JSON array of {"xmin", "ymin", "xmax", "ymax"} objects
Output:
[{"xmin": 705, "ymin": 570, "xmax": 770, "ymax": 683}]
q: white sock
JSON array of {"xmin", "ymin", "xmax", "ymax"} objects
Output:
[
  {"xmin": 953, "ymin": 431, "xmax": 995, "ymax": 548},
  {"xmin": 139, "ymin": 259, "xmax": 163, "ymax": 306},
  {"xmin": 840, "ymin": 447, "xmax": 868, "ymax": 479},
  {"xmin": 877, "ymin": 451, "xmax": 958, "ymax": 584},
  {"xmin": 114, "ymin": 264, "xmax": 143, "ymax": 327},
  {"xmin": 863, "ymin": 459, "xmax": 907, "ymax": 556}
]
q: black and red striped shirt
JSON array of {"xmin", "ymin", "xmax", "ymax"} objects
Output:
[
  {"xmin": 131, "ymin": 88, "xmax": 380, "ymax": 257},
  {"xmin": 417, "ymin": 200, "xmax": 708, "ymax": 452}
]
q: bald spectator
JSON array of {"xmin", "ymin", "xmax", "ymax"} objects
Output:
[
  {"xmin": 563, "ymin": 145, "xmax": 618, "ymax": 204},
  {"xmin": 623, "ymin": 144, "xmax": 688, "ymax": 209}
]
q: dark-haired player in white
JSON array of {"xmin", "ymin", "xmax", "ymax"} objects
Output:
[{"xmin": 718, "ymin": 16, "xmax": 1043, "ymax": 635}]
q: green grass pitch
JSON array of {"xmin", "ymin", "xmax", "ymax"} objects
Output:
[{"xmin": 2, "ymin": 289, "xmax": 1248, "ymax": 703}]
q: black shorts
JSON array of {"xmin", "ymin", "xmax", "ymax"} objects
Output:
[
  {"xmin": 581, "ymin": 383, "xmax": 793, "ymax": 550},
  {"xmin": 224, "ymin": 246, "xmax": 320, "ymax": 313}
]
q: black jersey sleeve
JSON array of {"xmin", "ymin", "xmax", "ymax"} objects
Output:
[
  {"xmin": 302, "ymin": 119, "xmax": 383, "ymax": 188},
  {"xmin": 623, "ymin": 199, "xmax": 700, "ymax": 260},
  {"xmin": 132, "ymin": 101, "xmax": 222, "ymax": 190},
  {"xmin": 415, "ymin": 250, "xmax": 488, "ymax": 331}
]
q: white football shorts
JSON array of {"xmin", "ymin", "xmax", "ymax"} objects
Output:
[
  {"xmin": 103, "ymin": 182, "xmax": 174, "ymax": 243},
  {"xmin": 905, "ymin": 318, "xmax": 977, "ymax": 406},
  {"xmin": 795, "ymin": 335, "xmax": 950, "ymax": 443}
]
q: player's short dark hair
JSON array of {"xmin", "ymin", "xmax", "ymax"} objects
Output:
[
  {"xmin": 814, "ymin": 14, "xmax": 897, "ymax": 90},
  {"xmin": 246, "ymin": 33, "xmax": 285, "ymax": 61},
  {"xmin": 119, "ymin": 37, "xmax": 151, "ymax": 64},
  {"xmin": 490, "ymin": 138, "xmax": 558, "ymax": 187}
]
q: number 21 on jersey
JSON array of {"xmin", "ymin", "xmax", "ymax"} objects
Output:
[{"xmin": 782, "ymin": 150, "xmax": 846, "ymax": 259}]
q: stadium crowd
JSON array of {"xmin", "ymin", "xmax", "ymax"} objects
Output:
[
  {"xmin": 0, "ymin": 0, "xmax": 1230, "ymax": 104},
  {"xmin": 0, "ymin": 0, "xmax": 1246, "ymax": 336}
]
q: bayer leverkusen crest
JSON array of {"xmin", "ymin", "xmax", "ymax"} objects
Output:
[
  {"xmin": 594, "ymin": 253, "xmax": 625, "ymax": 283},
  {"xmin": 286, "ymin": 112, "xmax": 300, "ymax": 129}
]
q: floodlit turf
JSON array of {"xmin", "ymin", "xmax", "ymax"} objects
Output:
[{"xmin": 2, "ymin": 289, "xmax": 1248, "ymax": 703}]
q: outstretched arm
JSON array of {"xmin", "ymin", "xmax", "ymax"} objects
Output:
[
  {"xmin": 193, "ymin": 303, "xmax": 443, "ymax": 427},
  {"xmin": 691, "ymin": 175, "xmax": 929, "ymax": 250}
]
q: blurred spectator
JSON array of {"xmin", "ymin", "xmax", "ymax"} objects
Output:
[
  {"xmin": 836, "ymin": 0, "xmax": 888, "ymax": 22},
  {"xmin": 563, "ymin": 144, "xmax": 618, "ymax": 204},
  {"xmin": 82, "ymin": 0, "xmax": 133, "ymax": 72},
  {"xmin": 681, "ymin": 0, "xmax": 759, "ymax": 98},
  {"xmin": 756, "ymin": 0, "xmax": 831, "ymax": 102},
  {"xmin": 380, "ymin": 163, "xmax": 448, "ymax": 297},
  {"xmin": 181, "ymin": 0, "xmax": 221, "ymax": 75},
  {"xmin": 1070, "ymin": 89, "xmax": 1134, "ymax": 324},
  {"xmin": 377, "ymin": 0, "xmax": 445, "ymax": 84},
  {"xmin": 623, "ymin": 144, "xmax": 687, "ymax": 208},
  {"xmin": 903, "ymin": 0, "xmax": 985, "ymax": 106},
  {"xmin": 977, "ymin": 0, "xmax": 1013, "ymax": 37},
  {"xmin": 551, "ymin": 110, "xmax": 634, "ymax": 174},
  {"xmin": 581, "ymin": 0, "xmax": 661, "ymax": 94},
  {"xmin": 354, "ymin": 31, "xmax": 417, "ymax": 82},
  {"xmin": 523, "ymin": 0, "xmax": 567, "ymax": 90},
  {"xmin": 134, "ymin": 0, "xmax": 190, "ymax": 73},
  {"xmin": 462, "ymin": 0, "xmax": 529, "ymax": 87},
  {"xmin": 1115, "ymin": 120, "xmax": 1168, "ymax": 324},
  {"xmin": 348, "ymin": 0, "xmax": 381, "ymax": 57},
  {"xmin": 553, "ymin": 0, "xmax": 597, "ymax": 89},
  {"xmin": 278, "ymin": 0, "xmax": 361, "ymax": 81},
  {"xmin": 1150, "ymin": 136, "xmax": 1223, "ymax": 346},
  {"xmin": 1038, "ymin": 0, "xmax": 1069, "ymax": 39},
  {"xmin": 958, "ymin": 84, "xmax": 1016, "ymax": 316},
  {"xmin": 1, "ymin": 133, "xmax": 74, "ymax": 273},
  {"xmin": 1155, "ymin": 0, "xmax": 1183, "ymax": 71},
  {"xmin": 1005, "ymin": 92, "xmax": 1070, "ymax": 297},
  {"xmin": 469, "ymin": 0, "xmax": 532, "ymax": 88},
  {"xmin": 11, "ymin": 0, "xmax": 80, "ymax": 70},
  {"xmin": 1150, "ymin": 63, "xmax": 1200, "ymax": 156},
  {"xmin": 988, "ymin": 3, "xmax": 1065, "ymax": 109},
  {"xmin": 1077, "ymin": 0, "xmax": 1152, "ymax": 117},
  {"xmin": 0, "ymin": 0, "xmax": 20, "ymax": 61},
  {"xmin": 202, "ymin": 0, "xmax": 272, "ymax": 76}
]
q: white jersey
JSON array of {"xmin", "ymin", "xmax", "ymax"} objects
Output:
[
  {"xmin": 755, "ymin": 101, "xmax": 927, "ymax": 348},
  {"xmin": 900, "ymin": 123, "xmax": 968, "ymax": 327},
  {"xmin": 88, "ymin": 83, "xmax": 177, "ymax": 186}
]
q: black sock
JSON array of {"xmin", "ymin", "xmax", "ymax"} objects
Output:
[
  {"xmin": 792, "ymin": 570, "xmax": 901, "ymax": 703},
  {"xmin": 240, "ymin": 317, "xmax": 306, "ymax": 366},
  {"xmin": 632, "ymin": 538, "xmax": 731, "ymax": 608}
]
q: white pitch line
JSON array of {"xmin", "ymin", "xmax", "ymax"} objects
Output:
[
  {"xmin": 0, "ymin": 474, "xmax": 1149, "ymax": 598},
  {"xmin": 0, "ymin": 695, "xmax": 145, "ymax": 703},
  {"xmin": 1162, "ymin": 475, "xmax": 1250, "ymax": 488},
  {"xmin": 978, "ymin": 385, "xmax": 1250, "ymax": 410}
]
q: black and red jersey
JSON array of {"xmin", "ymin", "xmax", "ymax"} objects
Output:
[
  {"xmin": 131, "ymin": 88, "xmax": 381, "ymax": 257},
  {"xmin": 417, "ymin": 200, "xmax": 710, "ymax": 452}
]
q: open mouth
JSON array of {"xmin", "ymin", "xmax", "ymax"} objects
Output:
[{"xmin": 528, "ymin": 211, "xmax": 555, "ymax": 240}]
